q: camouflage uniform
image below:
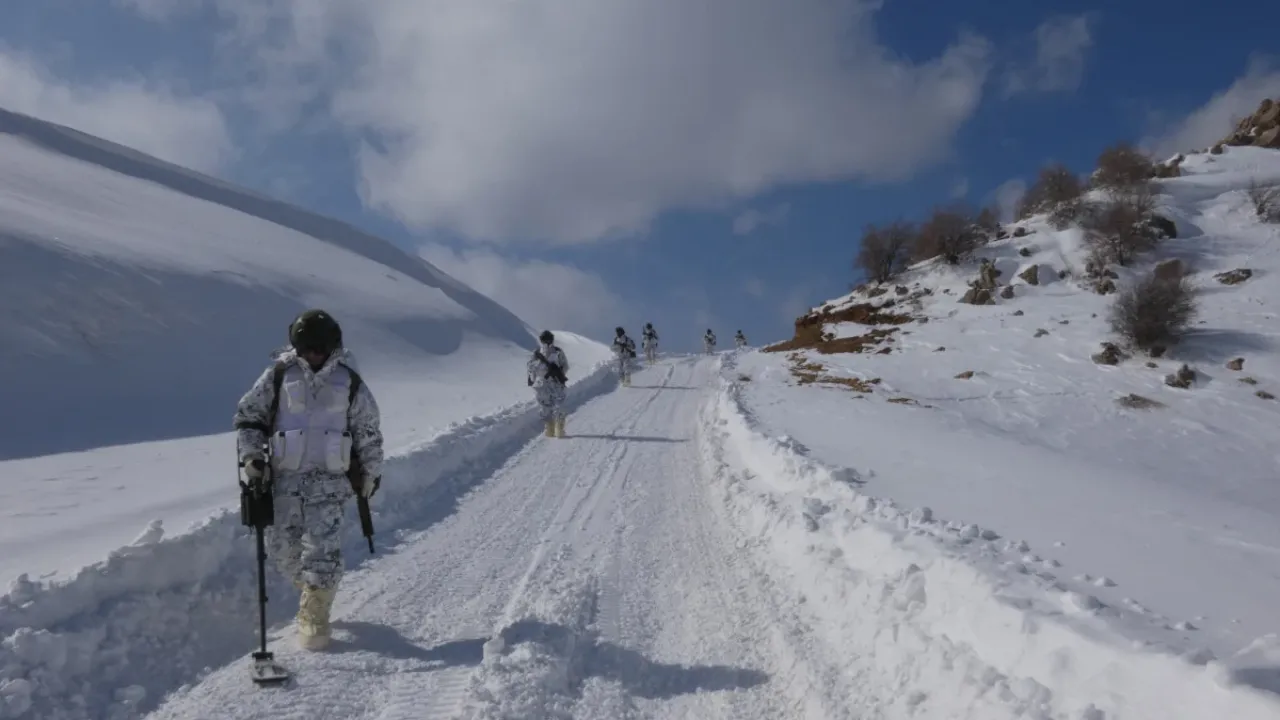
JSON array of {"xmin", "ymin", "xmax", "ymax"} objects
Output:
[
  {"xmin": 233, "ymin": 348, "xmax": 383, "ymax": 591},
  {"xmin": 612, "ymin": 333, "xmax": 636, "ymax": 385},
  {"xmin": 528, "ymin": 342, "xmax": 569, "ymax": 433}
]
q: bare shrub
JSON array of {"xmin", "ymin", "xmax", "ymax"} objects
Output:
[
  {"xmin": 855, "ymin": 221, "xmax": 915, "ymax": 284},
  {"xmin": 974, "ymin": 206, "xmax": 1001, "ymax": 238},
  {"xmin": 1110, "ymin": 274, "xmax": 1198, "ymax": 350},
  {"xmin": 915, "ymin": 206, "xmax": 980, "ymax": 264},
  {"xmin": 1093, "ymin": 142, "xmax": 1155, "ymax": 190},
  {"xmin": 1082, "ymin": 186, "xmax": 1158, "ymax": 267},
  {"xmin": 1248, "ymin": 182, "xmax": 1280, "ymax": 223},
  {"xmin": 1017, "ymin": 164, "xmax": 1084, "ymax": 226}
]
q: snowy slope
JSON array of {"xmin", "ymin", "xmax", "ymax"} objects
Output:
[
  {"xmin": 0, "ymin": 107, "xmax": 611, "ymax": 583},
  {"xmin": 733, "ymin": 145, "xmax": 1280, "ymax": 699}
]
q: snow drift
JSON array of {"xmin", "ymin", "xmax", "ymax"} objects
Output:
[
  {"xmin": 0, "ymin": 360, "xmax": 616, "ymax": 720},
  {"xmin": 700, "ymin": 354, "xmax": 1280, "ymax": 718},
  {"xmin": 0, "ymin": 107, "xmax": 613, "ymax": 582}
]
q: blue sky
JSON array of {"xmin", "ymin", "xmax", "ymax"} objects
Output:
[{"xmin": 3, "ymin": 0, "xmax": 1280, "ymax": 352}]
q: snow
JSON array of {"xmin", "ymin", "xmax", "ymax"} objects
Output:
[
  {"xmin": 6, "ymin": 110, "xmax": 1280, "ymax": 719},
  {"xmin": 0, "ymin": 108, "xmax": 610, "ymax": 583}
]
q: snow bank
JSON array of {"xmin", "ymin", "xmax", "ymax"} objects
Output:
[
  {"xmin": 697, "ymin": 360, "xmax": 1280, "ymax": 719},
  {"xmin": 0, "ymin": 360, "xmax": 615, "ymax": 720}
]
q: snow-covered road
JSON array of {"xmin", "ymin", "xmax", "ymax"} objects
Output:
[{"xmin": 146, "ymin": 356, "xmax": 816, "ymax": 720}]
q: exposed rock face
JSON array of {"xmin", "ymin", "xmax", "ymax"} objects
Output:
[
  {"xmin": 1018, "ymin": 265, "xmax": 1040, "ymax": 286},
  {"xmin": 1219, "ymin": 97, "xmax": 1280, "ymax": 148},
  {"xmin": 1118, "ymin": 394, "xmax": 1164, "ymax": 410},
  {"xmin": 1227, "ymin": 358, "xmax": 1245, "ymax": 371},
  {"xmin": 1148, "ymin": 215, "xmax": 1177, "ymax": 239},
  {"xmin": 1000, "ymin": 286, "xmax": 1016, "ymax": 300},
  {"xmin": 960, "ymin": 287, "xmax": 994, "ymax": 305},
  {"xmin": 1215, "ymin": 268, "xmax": 1253, "ymax": 285}
]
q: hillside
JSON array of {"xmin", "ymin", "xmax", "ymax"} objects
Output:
[
  {"xmin": 0, "ymin": 108, "xmax": 612, "ymax": 582},
  {"xmin": 734, "ymin": 143, "xmax": 1280, "ymax": 693}
]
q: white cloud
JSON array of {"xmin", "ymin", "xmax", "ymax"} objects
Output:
[
  {"xmin": 1005, "ymin": 14, "xmax": 1093, "ymax": 97},
  {"xmin": 743, "ymin": 277, "xmax": 767, "ymax": 298},
  {"xmin": 1145, "ymin": 58, "xmax": 1280, "ymax": 158},
  {"xmin": 733, "ymin": 203, "xmax": 790, "ymax": 236},
  {"xmin": 0, "ymin": 50, "xmax": 232, "ymax": 173},
  {"xmin": 950, "ymin": 177, "xmax": 970, "ymax": 199},
  {"xmin": 162, "ymin": 0, "xmax": 990, "ymax": 245},
  {"xmin": 113, "ymin": 0, "xmax": 188, "ymax": 22},
  {"xmin": 418, "ymin": 244, "xmax": 623, "ymax": 337},
  {"xmin": 992, "ymin": 178, "xmax": 1027, "ymax": 221}
]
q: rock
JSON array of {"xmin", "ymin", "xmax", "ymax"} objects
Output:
[
  {"xmin": 1013, "ymin": 227, "xmax": 1029, "ymax": 237},
  {"xmin": 876, "ymin": 347, "xmax": 893, "ymax": 355},
  {"xmin": 1149, "ymin": 345, "xmax": 1167, "ymax": 358},
  {"xmin": 959, "ymin": 287, "xmax": 994, "ymax": 305},
  {"xmin": 977, "ymin": 259, "xmax": 1000, "ymax": 290},
  {"xmin": 1059, "ymin": 319, "xmax": 1070, "ymax": 325},
  {"xmin": 1018, "ymin": 265, "xmax": 1040, "ymax": 286},
  {"xmin": 1258, "ymin": 390, "xmax": 1276, "ymax": 400},
  {"xmin": 1000, "ymin": 285, "xmax": 1015, "ymax": 300},
  {"xmin": 1035, "ymin": 328, "xmax": 1049, "ymax": 338},
  {"xmin": 1210, "ymin": 143, "xmax": 1225, "ymax": 155},
  {"xmin": 1164, "ymin": 364, "xmax": 1196, "ymax": 389},
  {"xmin": 1154, "ymin": 258, "xmax": 1185, "ymax": 282},
  {"xmin": 1104, "ymin": 268, "xmax": 1120, "ymax": 279},
  {"xmin": 895, "ymin": 285, "xmax": 909, "ymax": 296},
  {"xmin": 934, "ymin": 346, "xmax": 946, "ymax": 352},
  {"xmin": 1058, "ymin": 269, "xmax": 1068, "ymax": 280},
  {"xmin": 1215, "ymin": 268, "xmax": 1253, "ymax": 285},
  {"xmin": 997, "ymin": 229, "xmax": 1010, "ymax": 240},
  {"xmin": 867, "ymin": 286, "xmax": 889, "ymax": 298},
  {"xmin": 1146, "ymin": 361, "xmax": 1158, "ymax": 368},
  {"xmin": 1092, "ymin": 342, "xmax": 1125, "ymax": 366},
  {"xmin": 1240, "ymin": 376, "xmax": 1259, "ymax": 385},
  {"xmin": 1260, "ymin": 127, "xmax": 1280, "ymax": 148},
  {"xmin": 1118, "ymin": 394, "xmax": 1164, "ymax": 410},
  {"xmin": 1227, "ymin": 358, "xmax": 1244, "ymax": 371},
  {"xmin": 1094, "ymin": 278, "xmax": 1117, "ymax": 295},
  {"xmin": 955, "ymin": 370, "xmax": 975, "ymax": 379},
  {"xmin": 1013, "ymin": 310, "xmax": 1025, "ymax": 316},
  {"xmin": 1148, "ymin": 215, "xmax": 1178, "ymax": 239},
  {"xmin": 1019, "ymin": 247, "xmax": 1032, "ymax": 257}
]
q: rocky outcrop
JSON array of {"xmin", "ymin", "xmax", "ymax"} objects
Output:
[
  {"xmin": 1215, "ymin": 268, "xmax": 1253, "ymax": 285},
  {"xmin": 1153, "ymin": 258, "xmax": 1185, "ymax": 282},
  {"xmin": 1165, "ymin": 364, "xmax": 1196, "ymax": 389},
  {"xmin": 1092, "ymin": 342, "xmax": 1126, "ymax": 365},
  {"xmin": 1018, "ymin": 265, "xmax": 1040, "ymax": 286},
  {"xmin": 1220, "ymin": 97, "xmax": 1280, "ymax": 148}
]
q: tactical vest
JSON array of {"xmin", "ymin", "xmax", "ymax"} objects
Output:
[{"xmin": 268, "ymin": 363, "xmax": 355, "ymax": 474}]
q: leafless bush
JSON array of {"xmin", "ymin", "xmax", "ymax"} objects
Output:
[
  {"xmin": 1082, "ymin": 186, "xmax": 1158, "ymax": 267},
  {"xmin": 855, "ymin": 221, "xmax": 915, "ymax": 283},
  {"xmin": 915, "ymin": 206, "xmax": 981, "ymax": 264},
  {"xmin": 1017, "ymin": 164, "xmax": 1085, "ymax": 226},
  {"xmin": 1248, "ymin": 182, "xmax": 1280, "ymax": 223},
  {"xmin": 1093, "ymin": 142, "xmax": 1155, "ymax": 191},
  {"xmin": 1110, "ymin": 273, "xmax": 1198, "ymax": 350},
  {"xmin": 974, "ymin": 206, "xmax": 1001, "ymax": 237}
]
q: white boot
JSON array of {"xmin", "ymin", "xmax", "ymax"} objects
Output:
[
  {"xmin": 554, "ymin": 415, "xmax": 566, "ymax": 438},
  {"xmin": 297, "ymin": 584, "xmax": 336, "ymax": 651},
  {"xmin": 544, "ymin": 419, "xmax": 555, "ymax": 437}
]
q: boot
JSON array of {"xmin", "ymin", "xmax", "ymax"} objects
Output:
[
  {"xmin": 554, "ymin": 415, "xmax": 566, "ymax": 438},
  {"xmin": 297, "ymin": 584, "xmax": 336, "ymax": 651},
  {"xmin": 544, "ymin": 419, "xmax": 555, "ymax": 437}
]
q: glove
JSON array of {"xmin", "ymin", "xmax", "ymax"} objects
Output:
[
  {"xmin": 360, "ymin": 475, "xmax": 381, "ymax": 499},
  {"xmin": 241, "ymin": 454, "xmax": 266, "ymax": 481}
]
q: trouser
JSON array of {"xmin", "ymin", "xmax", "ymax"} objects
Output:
[
  {"xmin": 535, "ymin": 380, "xmax": 567, "ymax": 420},
  {"xmin": 266, "ymin": 469, "xmax": 349, "ymax": 591}
]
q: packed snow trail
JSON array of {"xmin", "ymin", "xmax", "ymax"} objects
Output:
[{"xmin": 145, "ymin": 356, "xmax": 815, "ymax": 720}]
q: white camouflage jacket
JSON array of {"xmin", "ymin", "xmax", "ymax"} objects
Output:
[
  {"xmin": 527, "ymin": 344, "xmax": 569, "ymax": 387},
  {"xmin": 233, "ymin": 347, "xmax": 384, "ymax": 481}
]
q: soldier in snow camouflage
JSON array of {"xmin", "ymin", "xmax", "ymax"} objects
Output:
[
  {"xmin": 234, "ymin": 309, "xmax": 383, "ymax": 650},
  {"xmin": 528, "ymin": 329, "xmax": 569, "ymax": 437}
]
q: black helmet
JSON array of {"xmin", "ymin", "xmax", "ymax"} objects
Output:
[
  {"xmin": 616, "ymin": 326, "xmax": 625, "ymax": 336},
  {"xmin": 645, "ymin": 322, "xmax": 652, "ymax": 328},
  {"xmin": 289, "ymin": 309, "xmax": 342, "ymax": 355},
  {"xmin": 539, "ymin": 330, "xmax": 554, "ymax": 344}
]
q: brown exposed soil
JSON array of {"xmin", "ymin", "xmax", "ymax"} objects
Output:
[{"xmin": 765, "ymin": 302, "xmax": 915, "ymax": 355}]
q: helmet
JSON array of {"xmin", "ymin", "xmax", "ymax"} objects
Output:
[
  {"xmin": 539, "ymin": 330, "xmax": 554, "ymax": 345},
  {"xmin": 706, "ymin": 328, "xmax": 712, "ymax": 334},
  {"xmin": 645, "ymin": 322, "xmax": 652, "ymax": 328},
  {"xmin": 616, "ymin": 326, "xmax": 625, "ymax": 336},
  {"xmin": 289, "ymin": 309, "xmax": 342, "ymax": 355}
]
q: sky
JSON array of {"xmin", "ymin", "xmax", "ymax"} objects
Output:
[{"xmin": 3, "ymin": 0, "xmax": 1280, "ymax": 352}]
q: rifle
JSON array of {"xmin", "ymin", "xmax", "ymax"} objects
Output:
[
  {"xmin": 347, "ymin": 453, "xmax": 375, "ymax": 554},
  {"xmin": 533, "ymin": 349, "xmax": 568, "ymax": 385}
]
